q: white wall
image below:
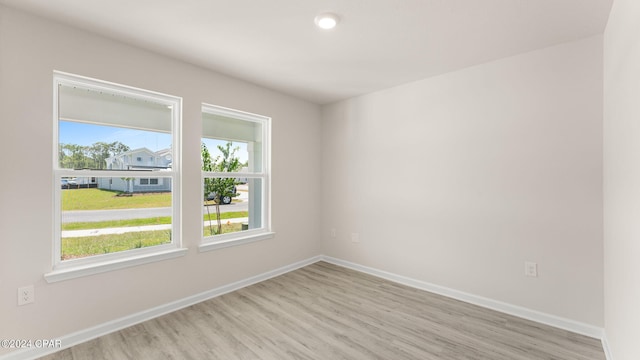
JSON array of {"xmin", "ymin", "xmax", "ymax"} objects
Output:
[
  {"xmin": 321, "ymin": 36, "xmax": 604, "ymax": 326},
  {"xmin": 0, "ymin": 6, "xmax": 321, "ymax": 355},
  {"xmin": 0, "ymin": 3, "xmax": 613, "ymax": 356},
  {"xmin": 603, "ymin": 0, "xmax": 640, "ymax": 359}
]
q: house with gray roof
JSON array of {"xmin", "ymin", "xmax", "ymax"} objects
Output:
[{"xmin": 98, "ymin": 147, "xmax": 172, "ymax": 193}]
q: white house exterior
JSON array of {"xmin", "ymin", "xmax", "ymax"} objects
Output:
[{"xmin": 98, "ymin": 148, "xmax": 172, "ymax": 193}]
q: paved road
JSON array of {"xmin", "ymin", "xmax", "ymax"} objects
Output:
[{"xmin": 62, "ymin": 202, "xmax": 249, "ymax": 223}]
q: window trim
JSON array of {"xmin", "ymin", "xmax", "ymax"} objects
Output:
[
  {"xmin": 200, "ymin": 103, "xmax": 272, "ymax": 249},
  {"xmin": 50, "ymin": 71, "xmax": 183, "ymax": 277},
  {"xmin": 44, "ymin": 248, "xmax": 188, "ymax": 283}
]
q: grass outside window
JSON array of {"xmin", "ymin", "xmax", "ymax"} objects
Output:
[
  {"xmin": 62, "ymin": 188, "xmax": 171, "ymax": 210},
  {"xmin": 61, "ymin": 188, "xmax": 248, "ymax": 259}
]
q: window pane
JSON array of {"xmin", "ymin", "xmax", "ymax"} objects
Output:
[
  {"xmin": 203, "ymin": 178, "xmax": 262, "ymax": 237},
  {"xmin": 58, "ymin": 121, "xmax": 172, "ymax": 170},
  {"xmin": 58, "ymin": 82, "xmax": 173, "ymax": 171},
  {"xmin": 60, "ymin": 177, "xmax": 172, "ymax": 260},
  {"xmin": 202, "ymin": 112, "xmax": 263, "ymax": 173}
]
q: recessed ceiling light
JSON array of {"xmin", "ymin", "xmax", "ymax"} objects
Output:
[{"xmin": 314, "ymin": 13, "xmax": 339, "ymax": 30}]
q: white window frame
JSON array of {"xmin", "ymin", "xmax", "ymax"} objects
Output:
[
  {"xmin": 46, "ymin": 72, "xmax": 186, "ymax": 283},
  {"xmin": 200, "ymin": 104, "xmax": 273, "ymax": 252}
]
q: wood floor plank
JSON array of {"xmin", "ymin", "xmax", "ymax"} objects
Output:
[{"xmin": 39, "ymin": 262, "xmax": 605, "ymax": 360}]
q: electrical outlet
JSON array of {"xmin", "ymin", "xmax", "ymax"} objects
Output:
[
  {"xmin": 351, "ymin": 233, "xmax": 360, "ymax": 243},
  {"xmin": 330, "ymin": 228, "xmax": 336, "ymax": 238},
  {"xmin": 524, "ymin": 262, "xmax": 538, "ymax": 277},
  {"xmin": 18, "ymin": 285, "xmax": 35, "ymax": 306}
]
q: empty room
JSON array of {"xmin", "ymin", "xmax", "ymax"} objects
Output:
[{"xmin": 0, "ymin": 1, "xmax": 638, "ymax": 359}]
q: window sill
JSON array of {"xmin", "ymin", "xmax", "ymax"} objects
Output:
[
  {"xmin": 44, "ymin": 248, "xmax": 188, "ymax": 283},
  {"xmin": 198, "ymin": 232, "xmax": 275, "ymax": 253}
]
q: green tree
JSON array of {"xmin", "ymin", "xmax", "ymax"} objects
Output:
[
  {"xmin": 89, "ymin": 142, "xmax": 112, "ymax": 169},
  {"xmin": 60, "ymin": 143, "xmax": 90, "ymax": 169},
  {"xmin": 60, "ymin": 141, "xmax": 130, "ymax": 169},
  {"xmin": 88, "ymin": 141, "xmax": 130, "ymax": 169},
  {"xmin": 202, "ymin": 141, "xmax": 241, "ymax": 235}
]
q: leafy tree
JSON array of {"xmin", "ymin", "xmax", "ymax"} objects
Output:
[
  {"xmin": 59, "ymin": 141, "xmax": 130, "ymax": 169},
  {"xmin": 89, "ymin": 142, "xmax": 127, "ymax": 169},
  {"xmin": 60, "ymin": 143, "xmax": 90, "ymax": 169},
  {"xmin": 202, "ymin": 141, "xmax": 241, "ymax": 235}
]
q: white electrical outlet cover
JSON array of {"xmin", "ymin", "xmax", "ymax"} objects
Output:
[
  {"xmin": 524, "ymin": 262, "xmax": 538, "ymax": 277},
  {"xmin": 18, "ymin": 285, "xmax": 35, "ymax": 306}
]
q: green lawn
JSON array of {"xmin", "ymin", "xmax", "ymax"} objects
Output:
[
  {"xmin": 202, "ymin": 211, "xmax": 248, "ymax": 222},
  {"xmin": 62, "ymin": 217, "xmax": 172, "ymax": 231},
  {"xmin": 60, "ymin": 188, "xmax": 248, "ymax": 259},
  {"xmin": 62, "ymin": 188, "xmax": 245, "ymax": 211},
  {"xmin": 203, "ymin": 223, "xmax": 243, "ymax": 237},
  {"xmin": 62, "ymin": 188, "xmax": 171, "ymax": 211},
  {"xmin": 62, "ymin": 223, "xmax": 244, "ymax": 260},
  {"xmin": 61, "ymin": 211, "xmax": 248, "ymax": 230},
  {"xmin": 61, "ymin": 230, "xmax": 171, "ymax": 260}
]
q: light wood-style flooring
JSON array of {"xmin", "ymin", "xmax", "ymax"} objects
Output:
[{"xmin": 40, "ymin": 261, "xmax": 605, "ymax": 360}]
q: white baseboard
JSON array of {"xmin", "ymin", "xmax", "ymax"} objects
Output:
[
  {"xmin": 1, "ymin": 255, "xmax": 323, "ymax": 360},
  {"xmin": 601, "ymin": 332, "xmax": 614, "ymax": 360},
  {"xmin": 2, "ymin": 254, "xmax": 608, "ymax": 360},
  {"xmin": 321, "ymin": 255, "xmax": 605, "ymax": 340}
]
